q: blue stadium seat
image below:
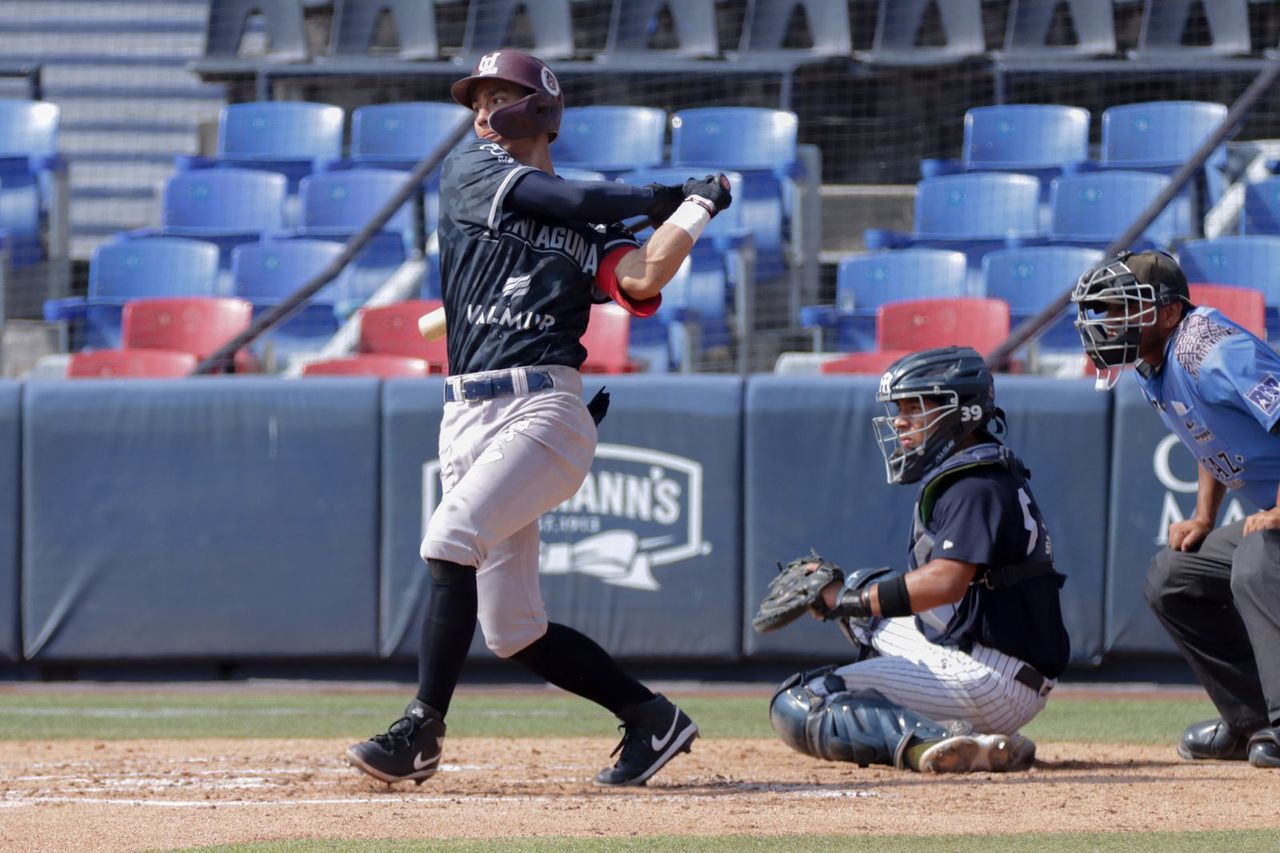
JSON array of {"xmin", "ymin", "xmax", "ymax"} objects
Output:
[
  {"xmin": 801, "ymin": 248, "xmax": 970, "ymax": 352},
  {"xmin": 1179, "ymin": 236, "xmax": 1280, "ymax": 337},
  {"xmin": 672, "ymin": 107, "xmax": 798, "ymax": 282},
  {"xmin": 461, "ymin": 0, "xmax": 574, "ymax": 60},
  {"xmin": 555, "ymin": 167, "xmax": 608, "ymax": 183},
  {"xmin": 615, "ymin": 167, "xmax": 750, "ymax": 370},
  {"xmin": 735, "ymin": 0, "xmax": 853, "ymax": 61},
  {"xmin": 329, "ymin": 0, "xmax": 440, "ymax": 60},
  {"xmin": 0, "ymin": 98, "xmax": 64, "ymax": 267},
  {"xmin": 982, "ymin": 246, "xmax": 1104, "ymax": 351},
  {"xmin": 203, "ymin": 0, "xmax": 309, "ymax": 62},
  {"xmin": 868, "ymin": 173, "xmax": 1043, "ymax": 285},
  {"xmin": 599, "ymin": 0, "xmax": 719, "ymax": 62},
  {"xmin": 232, "ymin": 239, "xmax": 348, "ymax": 362},
  {"xmin": 1131, "ymin": 0, "xmax": 1251, "ymax": 60},
  {"xmin": 1049, "ymin": 170, "xmax": 1188, "ymax": 249},
  {"xmin": 555, "ymin": 107, "xmax": 667, "ymax": 177},
  {"xmin": 855, "ymin": 0, "xmax": 985, "ymax": 67},
  {"xmin": 296, "ymin": 168, "xmax": 415, "ymax": 307},
  {"xmin": 1241, "ymin": 177, "xmax": 1280, "ymax": 234},
  {"xmin": 148, "ymin": 168, "xmax": 288, "ymax": 275},
  {"xmin": 45, "ymin": 237, "xmax": 222, "ymax": 350},
  {"xmin": 995, "ymin": 0, "xmax": 1117, "ymax": 61},
  {"xmin": 1102, "ymin": 100, "xmax": 1230, "ymax": 218},
  {"xmin": 963, "ymin": 105, "xmax": 1091, "ymax": 172}
]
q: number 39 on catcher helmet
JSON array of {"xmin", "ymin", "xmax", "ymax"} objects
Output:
[
  {"xmin": 449, "ymin": 49, "xmax": 564, "ymax": 141},
  {"xmin": 872, "ymin": 346, "xmax": 997, "ymax": 485}
]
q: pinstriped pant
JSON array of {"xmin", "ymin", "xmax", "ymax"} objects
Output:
[{"xmin": 808, "ymin": 616, "xmax": 1052, "ymax": 734}]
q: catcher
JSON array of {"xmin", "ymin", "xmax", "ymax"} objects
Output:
[{"xmin": 755, "ymin": 346, "xmax": 1070, "ymax": 773}]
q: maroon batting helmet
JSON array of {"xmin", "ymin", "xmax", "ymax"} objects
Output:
[{"xmin": 450, "ymin": 49, "xmax": 563, "ymax": 141}]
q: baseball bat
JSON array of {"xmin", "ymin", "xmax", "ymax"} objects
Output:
[{"xmin": 418, "ymin": 306, "xmax": 447, "ymax": 342}]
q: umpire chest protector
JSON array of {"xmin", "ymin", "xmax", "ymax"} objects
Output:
[{"xmin": 910, "ymin": 443, "xmax": 1057, "ymax": 588}]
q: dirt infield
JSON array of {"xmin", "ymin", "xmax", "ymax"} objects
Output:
[{"xmin": 3, "ymin": 736, "xmax": 1279, "ymax": 851}]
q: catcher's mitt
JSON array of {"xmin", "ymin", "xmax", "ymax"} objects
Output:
[{"xmin": 752, "ymin": 551, "xmax": 843, "ymax": 634}]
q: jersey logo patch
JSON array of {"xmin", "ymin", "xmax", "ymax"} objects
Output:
[
  {"xmin": 1245, "ymin": 373, "xmax": 1280, "ymax": 417},
  {"xmin": 942, "ymin": 540, "xmax": 954, "ymax": 550},
  {"xmin": 502, "ymin": 272, "xmax": 532, "ymax": 300}
]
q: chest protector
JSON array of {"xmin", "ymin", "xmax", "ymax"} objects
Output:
[{"xmin": 910, "ymin": 443, "xmax": 1058, "ymax": 587}]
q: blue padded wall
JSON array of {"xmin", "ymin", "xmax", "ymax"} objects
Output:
[
  {"xmin": 0, "ymin": 382, "xmax": 19, "ymax": 662},
  {"xmin": 22, "ymin": 379, "xmax": 381, "ymax": 660},
  {"xmin": 380, "ymin": 376, "xmax": 743, "ymax": 661},
  {"xmin": 743, "ymin": 376, "xmax": 1110, "ymax": 665}
]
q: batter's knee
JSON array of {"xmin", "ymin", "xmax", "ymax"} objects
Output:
[{"xmin": 420, "ymin": 497, "xmax": 486, "ymax": 567}]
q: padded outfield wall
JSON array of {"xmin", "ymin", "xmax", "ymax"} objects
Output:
[{"xmin": 0, "ymin": 374, "xmax": 1247, "ymax": 668}]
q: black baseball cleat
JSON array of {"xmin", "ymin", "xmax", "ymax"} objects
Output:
[
  {"xmin": 346, "ymin": 699, "xmax": 446, "ymax": 785},
  {"xmin": 1177, "ymin": 718, "xmax": 1251, "ymax": 761},
  {"xmin": 595, "ymin": 693, "xmax": 699, "ymax": 787}
]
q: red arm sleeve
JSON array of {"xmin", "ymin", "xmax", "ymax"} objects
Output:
[{"xmin": 595, "ymin": 245, "xmax": 661, "ymax": 318}]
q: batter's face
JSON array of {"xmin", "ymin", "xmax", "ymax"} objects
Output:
[{"xmin": 471, "ymin": 79, "xmax": 539, "ymax": 157}]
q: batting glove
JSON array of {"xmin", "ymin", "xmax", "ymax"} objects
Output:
[{"xmin": 682, "ymin": 174, "xmax": 732, "ymax": 217}]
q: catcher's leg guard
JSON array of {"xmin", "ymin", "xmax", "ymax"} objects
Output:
[{"xmin": 770, "ymin": 681, "xmax": 949, "ymax": 768}]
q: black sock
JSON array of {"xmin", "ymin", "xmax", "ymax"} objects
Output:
[
  {"xmin": 510, "ymin": 622, "xmax": 653, "ymax": 717},
  {"xmin": 415, "ymin": 559, "xmax": 477, "ymax": 717}
]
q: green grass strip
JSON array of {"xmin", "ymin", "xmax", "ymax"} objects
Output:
[
  {"xmin": 0, "ymin": 690, "xmax": 1217, "ymax": 744},
  {"xmin": 183, "ymin": 829, "xmax": 1280, "ymax": 853}
]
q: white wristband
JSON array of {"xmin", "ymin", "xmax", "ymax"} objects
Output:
[{"xmin": 666, "ymin": 198, "xmax": 712, "ymax": 242}]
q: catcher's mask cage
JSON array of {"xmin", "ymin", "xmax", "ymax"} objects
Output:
[
  {"xmin": 872, "ymin": 346, "xmax": 995, "ymax": 485},
  {"xmin": 1071, "ymin": 251, "xmax": 1192, "ymax": 391},
  {"xmin": 450, "ymin": 49, "xmax": 564, "ymax": 141}
]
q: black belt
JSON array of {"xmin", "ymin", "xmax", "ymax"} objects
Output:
[
  {"xmin": 444, "ymin": 369, "xmax": 554, "ymax": 403},
  {"xmin": 1014, "ymin": 663, "xmax": 1052, "ymax": 697}
]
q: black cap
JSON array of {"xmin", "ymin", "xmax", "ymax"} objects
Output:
[{"xmin": 1123, "ymin": 250, "xmax": 1191, "ymax": 308}]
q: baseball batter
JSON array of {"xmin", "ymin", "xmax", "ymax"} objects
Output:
[
  {"xmin": 346, "ymin": 49, "xmax": 732, "ymax": 787},
  {"xmin": 1073, "ymin": 250, "xmax": 1280, "ymax": 768},
  {"xmin": 760, "ymin": 347, "xmax": 1070, "ymax": 773}
]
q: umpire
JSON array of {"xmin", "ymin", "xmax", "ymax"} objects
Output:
[{"xmin": 1073, "ymin": 250, "xmax": 1280, "ymax": 768}]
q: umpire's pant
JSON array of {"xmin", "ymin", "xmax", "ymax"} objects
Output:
[{"xmin": 1145, "ymin": 520, "xmax": 1280, "ymax": 733}]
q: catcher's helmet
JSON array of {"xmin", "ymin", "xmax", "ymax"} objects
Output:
[
  {"xmin": 873, "ymin": 346, "xmax": 996, "ymax": 485},
  {"xmin": 450, "ymin": 49, "xmax": 563, "ymax": 141},
  {"xmin": 1070, "ymin": 250, "xmax": 1192, "ymax": 387}
]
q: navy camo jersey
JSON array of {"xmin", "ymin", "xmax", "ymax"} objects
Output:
[{"xmin": 438, "ymin": 138, "xmax": 640, "ymax": 376}]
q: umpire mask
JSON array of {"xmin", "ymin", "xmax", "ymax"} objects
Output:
[{"xmin": 872, "ymin": 347, "xmax": 996, "ymax": 485}]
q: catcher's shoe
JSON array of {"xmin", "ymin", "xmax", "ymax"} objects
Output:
[
  {"xmin": 918, "ymin": 732, "xmax": 1036, "ymax": 773},
  {"xmin": 346, "ymin": 699, "xmax": 446, "ymax": 785},
  {"xmin": 1247, "ymin": 727, "xmax": 1280, "ymax": 768},
  {"xmin": 1178, "ymin": 718, "xmax": 1251, "ymax": 761},
  {"xmin": 595, "ymin": 694, "xmax": 699, "ymax": 787}
]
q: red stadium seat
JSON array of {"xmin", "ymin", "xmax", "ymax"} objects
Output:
[
  {"xmin": 1188, "ymin": 283, "xmax": 1266, "ymax": 339},
  {"xmin": 300, "ymin": 354, "xmax": 431, "ymax": 378},
  {"xmin": 876, "ymin": 297, "xmax": 1011, "ymax": 356},
  {"xmin": 121, "ymin": 296, "xmax": 257, "ymax": 372},
  {"xmin": 581, "ymin": 302, "xmax": 643, "ymax": 373},
  {"xmin": 820, "ymin": 349, "xmax": 913, "ymax": 375},
  {"xmin": 358, "ymin": 299, "xmax": 447, "ymax": 372},
  {"xmin": 67, "ymin": 348, "xmax": 198, "ymax": 378}
]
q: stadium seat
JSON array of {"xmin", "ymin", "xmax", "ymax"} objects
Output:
[
  {"xmin": 555, "ymin": 107, "xmax": 667, "ymax": 177},
  {"xmin": 801, "ymin": 248, "xmax": 970, "ymax": 352},
  {"xmin": 121, "ymin": 296, "xmax": 256, "ymax": 371},
  {"xmin": 351, "ymin": 102, "xmax": 472, "ymax": 166},
  {"xmin": 461, "ymin": 0, "xmax": 575, "ymax": 60},
  {"xmin": 1240, "ymin": 177, "xmax": 1280, "ymax": 235},
  {"xmin": 855, "ymin": 0, "xmax": 986, "ymax": 67},
  {"xmin": 1131, "ymin": 0, "xmax": 1251, "ymax": 60},
  {"xmin": 149, "ymin": 168, "xmax": 288, "ymax": 276},
  {"xmin": 555, "ymin": 167, "xmax": 607, "ymax": 183},
  {"xmin": 598, "ymin": 0, "xmax": 719, "ymax": 62},
  {"xmin": 581, "ymin": 302, "xmax": 643, "ymax": 373},
  {"xmin": 328, "ymin": 0, "xmax": 441, "ymax": 61},
  {"xmin": 963, "ymin": 105, "xmax": 1091, "ymax": 173},
  {"xmin": 876, "ymin": 297, "xmax": 1011, "ymax": 355},
  {"xmin": 203, "ymin": 0, "xmax": 309, "ymax": 62},
  {"xmin": 734, "ymin": 0, "xmax": 853, "ymax": 61},
  {"xmin": 672, "ymin": 107, "xmax": 798, "ymax": 281},
  {"xmin": 44, "ymin": 237, "xmax": 224, "ymax": 351},
  {"xmin": 0, "ymin": 98, "xmax": 64, "ymax": 267},
  {"xmin": 357, "ymin": 299, "xmax": 447, "ymax": 371},
  {"xmin": 994, "ymin": 0, "xmax": 1117, "ymax": 61},
  {"xmin": 1188, "ymin": 283, "xmax": 1266, "ymax": 339},
  {"xmin": 819, "ymin": 349, "xmax": 913, "ymax": 375},
  {"xmin": 982, "ymin": 246, "xmax": 1104, "ymax": 351},
  {"xmin": 1179, "ymin": 236, "xmax": 1280, "ymax": 337},
  {"xmin": 1048, "ymin": 171, "xmax": 1187, "ymax": 249},
  {"xmin": 300, "ymin": 354, "xmax": 431, "ymax": 378},
  {"xmin": 1101, "ymin": 100, "xmax": 1230, "ymax": 214},
  {"xmin": 232, "ymin": 239, "xmax": 348, "ymax": 362},
  {"xmin": 66, "ymin": 348, "xmax": 198, "ymax": 379}
]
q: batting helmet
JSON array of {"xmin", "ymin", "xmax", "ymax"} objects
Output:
[
  {"xmin": 450, "ymin": 49, "xmax": 563, "ymax": 141},
  {"xmin": 872, "ymin": 346, "xmax": 996, "ymax": 485}
]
